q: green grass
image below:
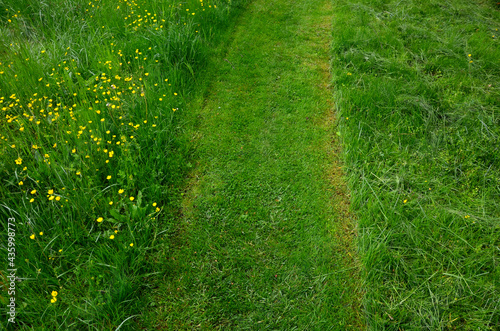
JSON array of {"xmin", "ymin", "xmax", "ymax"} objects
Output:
[
  {"xmin": 146, "ymin": 0, "xmax": 363, "ymax": 328},
  {"xmin": 6, "ymin": 0, "xmax": 498, "ymax": 328},
  {"xmin": 0, "ymin": 0, "xmax": 248, "ymax": 329},
  {"xmin": 331, "ymin": 0, "xmax": 500, "ymax": 329}
]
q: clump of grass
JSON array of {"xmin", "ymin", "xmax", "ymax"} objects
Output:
[
  {"xmin": 0, "ymin": 0, "xmax": 248, "ymax": 329},
  {"xmin": 332, "ymin": 0, "xmax": 500, "ymax": 329}
]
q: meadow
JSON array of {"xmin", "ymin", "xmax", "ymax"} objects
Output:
[
  {"xmin": 332, "ymin": 0, "xmax": 500, "ymax": 329},
  {"xmin": 1, "ymin": 0, "xmax": 499, "ymax": 329},
  {"xmin": 0, "ymin": 0, "xmax": 248, "ymax": 328}
]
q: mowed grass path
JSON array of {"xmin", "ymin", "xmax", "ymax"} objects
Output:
[{"xmin": 149, "ymin": 0, "xmax": 362, "ymax": 328}]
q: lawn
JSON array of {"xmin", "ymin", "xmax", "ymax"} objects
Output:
[{"xmin": 1, "ymin": 0, "xmax": 499, "ymax": 329}]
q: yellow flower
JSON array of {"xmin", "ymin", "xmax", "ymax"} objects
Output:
[
  {"xmin": 15, "ymin": 157, "xmax": 22, "ymax": 165},
  {"xmin": 129, "ymin": 196, "xmax": 135, "ymax": 201},
  {"xmin": 130, "ymin": 243, "xmax": 134, "ymax": 247},
  {"xmin": 49, "ymin": 196, "xmax": 55, "ymax": 201},
  {"xmin": 97, "ymin": 217, "xmax": 103, "ymax": 223},
  {"xmin": 109, "ymin": 235, "xmax": 115, "ymax": 239},
  {"xmin": 114, "ymin": 230, "xmax": 118, "ymax": 234},
  {"xmin": 18, "ymin": 181, "xmax": 23, "ymax": 185},
  {"xmin": 55, "ymin": 196, "xmax": 61, "ymax": 201},
  {"xmin": 30, "ymin": 234, "xmax": 35, "ymax": 239},
  {"xmin": 31, "ymin": 189, "xmax": 37, "ymax": 194},
  {"xmin": 403, "ymin": 199, "xmax": 407, "ymax": 204},
  {"xmin": 118, "ymin": 189, "xmax": 124, "ymax": 194},
  {"xmin": 109, "ymin": 201, "xmax": 113, "ymax": 205},
  {"xmin": 51, "ymin": 291, "xmax": 58, "ymax": 297},
  {"xmin": 152, "ymin": 202, "xmax": 157, "ymax": 207},
  {"xmin": 48, "ymin": 189, "xmax": 54, "ymax": 195},
  {"xmin": 39, "ymin": 232, "xmax": 43, "ymax": 236},
  {"xmin": 106, "ymin": 175, "xmax": 112, "ymax": 180},
  {"xmin": 50, "ymin": 298, "xmax": 57, "ymax": 303},
  {"xmin": 29, "ymin": 198, "xmax": 34, "ymax": 203}
]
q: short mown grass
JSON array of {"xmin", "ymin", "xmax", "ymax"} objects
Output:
[
  {"xmin": 332, "ymin": 0, "xmax": 500, "ymax": 329},
  {"xmin": 147, "ymin": 0, "xmax": 363, "ymax": 328},
  {"xmin": 0, "ymin": 0, "xmax": 248, "ymax": 329}
]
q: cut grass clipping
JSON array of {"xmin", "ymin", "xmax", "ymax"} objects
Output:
[
  {"xmin": 332, "ymin": 0, "xmax": 500, "ymax": 329},
  {"xmin": 0, "ymin": 0, "xmax": 248, "ymax": 329}
]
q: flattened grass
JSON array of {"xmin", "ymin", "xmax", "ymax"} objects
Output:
[{"xmin": 332, "ymin": 0, "xmax": 500, "ymax": 329}]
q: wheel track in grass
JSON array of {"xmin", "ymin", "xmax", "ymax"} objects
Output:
[{"xmin": 150, "ymin": 0, "xmax": 363, "ymax": 328}]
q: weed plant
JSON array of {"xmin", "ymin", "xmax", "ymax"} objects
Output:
[
  {"xmin": 332, "ymin": 0, "xmax": 500, "ymax": 329},
  {"xmin": 0, "ymin": 0, "xmax": 248, "ymax": 329}
]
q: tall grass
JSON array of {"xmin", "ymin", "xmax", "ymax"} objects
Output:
[
  {"xmin": 0, "ymin": 0, "xmax": 248, "ymax": 328},
  {"xmin": 332, "ymin": 0, "xmax": 500, "ymax": 329}
]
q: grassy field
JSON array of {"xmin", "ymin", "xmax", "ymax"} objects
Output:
[
  {"xmin": 0, "ymin": 0, "xmax": 248, "ymax": 329},
  {"xmin": 332, "ymin": 0, "xmax": 500, "ymax": 329},
  {"xmin": 2, "ymin": 0, "xmax": 500, "ymax": 329}
]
